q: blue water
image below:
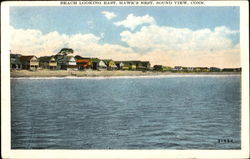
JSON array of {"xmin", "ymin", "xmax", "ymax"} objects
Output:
[{"xmin": 11, "ymin": 75, "xmax": 241, "ymax": 149}]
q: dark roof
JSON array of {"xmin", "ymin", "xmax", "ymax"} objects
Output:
[
  {"xmin": 122, "ymin": 61, "xmax": 134, "ymax": 65},
  {"xmin": 129, "ymin": 60, "xmax": 141, "ymax": 63},
  {"xmin": 210, "ymin": 67, "xmax": 220, "ymax": 69},
  {"xmin": 20, "ymin": 56, "xmax": 37, "ymax": 62},
  {"xmin": 115, "ymin": 61, "xmax": 123, "ymax": 64},
  {"xmin": 141, "ymin": 61, "xmax": 150, "ymax": 64},
  {"xmin": 154, "ymin": 65, "xmax": 163, "ymax": 67},
  {"xmin": 10, "ymin": 54, "xmax": 22, "ymax": 58},
  {"xmin": 90, "ymin": 58, "xmax": 100, "ymax": 63},
  {"xmin": 39, "ymin": 56, "xmax": 54, "ymax": 62},
  {"xmin": 10, "ymin": 54, "xmax": 22, "ymax": 64},
  {"xmin": 74, "ymin": 55, "xmax": 90, "ymax": 60}
]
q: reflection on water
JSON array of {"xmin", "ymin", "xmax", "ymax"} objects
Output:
[{"xmin": 11, "ymin": 76, "xmax": 241, "ymax": 149}]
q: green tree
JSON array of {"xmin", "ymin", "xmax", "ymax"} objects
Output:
[{"xmin": 57, "ymin": 48, "xmax": 74, "ymax": 56}]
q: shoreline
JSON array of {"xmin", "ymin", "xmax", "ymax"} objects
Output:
[{"xmin": 10, "ymin": 70, "xmax": 241, "ymax": 78}]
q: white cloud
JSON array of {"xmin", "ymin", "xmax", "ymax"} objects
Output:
[
  {"xmin": 10, "ymin": 25, "xmax": 240, "ymax": 68},
  {"xmin": 101, "ymin": 11, "xmax": 117, "ymax": 20},
  {"xmin": 10, "ymin": 26, "xmax": 101, "ymax": 56},
  {"xmin": 114, "ymin": 14, "xmax": 156, "ymax": 30},
  {"xmin": 118, "ymin": 25, "xmax": 240, "ymax": 67},
  {"xmin": 120, "ymin": 25, "xmax": 239, "ymax": 52},
  {"xmin": 10, "ymin": 26, "xmax": 138, "ymax": 61}
]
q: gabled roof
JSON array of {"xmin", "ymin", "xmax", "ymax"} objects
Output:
[
  {"xmin": 102, "ymin": 59, "xmax": 118, "ymax": 68},
  {"xmin": 39, "ymin": 56, "xmax": 54, "ymax": 62},
  {"xmin": 99, "ymin": 60, "xmax": 107, "ymax": 67},
  {"xmin": 20, "ymin": 56, "xmax": 37, "ymax": 62},
  {"xmin": 102, "ymin": 59, "xmax": 113, "ymax": 65}
]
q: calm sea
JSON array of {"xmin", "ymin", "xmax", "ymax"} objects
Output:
[{"xmin": 11, "ymin": 75, "xmax": 241, "ymax": 149}]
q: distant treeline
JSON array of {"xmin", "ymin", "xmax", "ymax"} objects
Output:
[
  {"xmin": 10, "ymin": 48, "xmax": 241, "ymax": 72},
  {"xmin": 153, "ymin": 65, "xmax": 241, "ymax": 72}
]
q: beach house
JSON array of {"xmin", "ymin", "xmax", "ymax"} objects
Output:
[
  {"xmin": 89, "ymin": 58, "xmax": 100, "ymax": 70},
  {"xmin": 64, "ymin": 56, "xmax": 77, "ymax": 70},
  {"xmin": 192, "ymin": 67, "xmax": 209, "ymax": 72},
  {"xmin": 173, "ymin": 66, "xmax": 183, "ymax": 71},
  {"xmin": 102, "ymin": 59, "xmax": 118, "ymax": 70},
  {"xmin": 153, "ymin": 65, "xmax": 164, "ymax": 71},
  {"xmin": 120, "ymin": 61, "xmax": 130, "ymax": 70},
  {"xmin": 39, "ymin": 56, "xmax": 57, "ymax": 70},
  {"xmin": 129, "ymin": 61, "xmax": 141, "ymax": 70},
  {"xmin": 136, "ymin": 61, "xmax": 151, "ymax": 71},
  {"xmin": 115, "ymin": 61, "xmax": 124, "ymax": 70},
  {"xmin": 20, "ymin": 55, "xmax": 39, "ymax": 70},
  {"xmin": 121, "ymin": 61, "xmax": 136, "ymax": 70},
  {"xmin": 75, "ymin": 56, "xmax": 92, "ymax": 70},
  {"xmin": 98, "ymin": 60, "xmax": 108, "ymax": 70},
  {"xmin": 76, "ymin": 59, "xmax": 92, "ymax": 70},
  {"xmin": 187, "ymin": 67, "xmax": 194, "ymax": 71},
  {"xmin": 55, "ymin": 55, "xmax": 77, "ymax": 70},
  {"xmin": 129, "ymin": 61, "xmax": 137, "ymax": 70},
  {"xmin": 209, "ymin": 67, "xmax": 221, "ymax": 72},
  {"xmin": 181, "ymin": 67, "xmax": 188, "ymax": 72},
  {"xmin": 10, "ymin": 54, "xmax": 22, "ymax": 69}
]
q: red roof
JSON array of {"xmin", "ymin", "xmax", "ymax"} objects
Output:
[
  {"xmin": 76, "ymin": 59, "xmax": 92, "ymax": 67},
  {"xmin": 76, "ymin": 59, "xmax": 91, "ymax": 63}
]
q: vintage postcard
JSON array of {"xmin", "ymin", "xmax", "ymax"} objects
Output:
[{"xmin": 1, "ymin": 0, "xmax": 249, "ymax": 159}]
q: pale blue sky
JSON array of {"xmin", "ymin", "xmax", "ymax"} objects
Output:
[
  {"xmin": 9, "ymin": 6, "xmax": 241, "ymax": 67},
  {"xmin": 10, "ymin": 6, "xmax": 240, "ymax": 45}
]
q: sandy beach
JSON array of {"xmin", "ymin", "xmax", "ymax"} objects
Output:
[{"xmin": 10, "ymin": 70, "xmax": 241, "ymax": 78}]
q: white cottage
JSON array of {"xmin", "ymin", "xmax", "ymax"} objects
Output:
[
  {"xmin": 55, "ymin": 55, "xmax": 77, "ymax": 70},
  {"xmin": 65, "ymin": 56, "xmax": 77, "ymax": 70},
  {"xmin": 98, "ymin": 60, "xmax": 107, "ymax": 70}
]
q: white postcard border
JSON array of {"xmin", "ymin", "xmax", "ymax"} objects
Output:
[{"xmin": 1, "ymin": 1, "xmax": 249, "ymax": 159}]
